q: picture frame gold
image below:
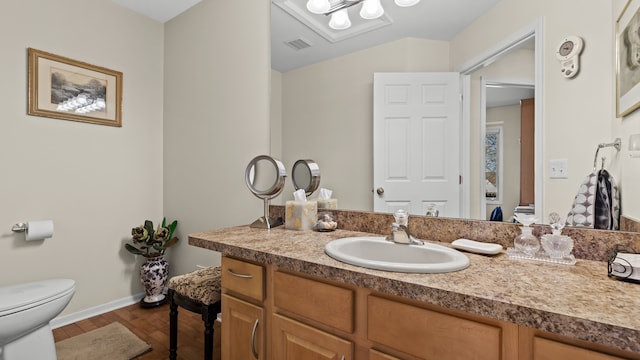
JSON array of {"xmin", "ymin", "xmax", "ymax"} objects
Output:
[
  {"xmin": 617, "ymin": 0, "xmax": 640, "ymax": 117},
  {"xmin": 28, "ymin": 48, "xmax": 123, "ymax": 127}
]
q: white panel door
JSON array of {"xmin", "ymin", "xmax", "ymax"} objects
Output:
[{"xmin": 373, "ymin": 72, "xmax": 461, "ymax": 217}]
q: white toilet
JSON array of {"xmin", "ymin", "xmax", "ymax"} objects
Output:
[{"xmin": 0, "ymin": 279, "xmax": 75, "ymax": 360}]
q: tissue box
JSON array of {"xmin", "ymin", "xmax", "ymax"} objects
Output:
[
  {"xmin": 285, "ymin": 200, "xmax": 318, "ymax": 231},
  {"xmin": 609, "ymin": 252, "xmax": 640, "ymax": 282},
  {"xmin": 316, "ymin": 198, "xmax": 338, "ymax": 209}
]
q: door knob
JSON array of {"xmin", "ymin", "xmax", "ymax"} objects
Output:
[{"xmin": 376, "ymin": 187, "xmax": 384, "ymax": 195}]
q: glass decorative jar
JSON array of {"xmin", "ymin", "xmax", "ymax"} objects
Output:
[
  {"xmin": 425, "ymin": 203, "xmax": 439, "ymax": 217},
  {"xmin": 514, "ymin": 225, "xmax": 540, "ymax": 256},
  {"xmin": 513, "ymin": 213, "xmax": 539, "ymax": 256}
]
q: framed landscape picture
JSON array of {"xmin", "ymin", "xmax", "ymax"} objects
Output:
[
  {"xmin": 28, "ymin": 48, "xmax": 123, "ymax": 127},
  {"xmin": 617, "ymin": 0, "xmax": 640, "ymax": 117}
]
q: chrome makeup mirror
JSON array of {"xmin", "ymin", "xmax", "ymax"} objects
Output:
[
  {"xmin": 291, "ymin": 159, "xmax": 320, "ymax": 196},
  {"xmin": 245, "ymin": 155, "xmax": 287, "ymax": 229}
]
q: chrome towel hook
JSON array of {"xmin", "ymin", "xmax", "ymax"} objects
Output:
[{"xmin": 593, "ymin": 138, "xmax": 621, "ymax": 170}]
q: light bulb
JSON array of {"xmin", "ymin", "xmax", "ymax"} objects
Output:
[
  {"xmin": 394, "ymin": 0, "xmax": 420, "ymax": 7},
  {"xmin": 329, "ymin": 8, "xmax": 351, "ymax": 30},
  {"xmin": 306, "ymin": 0, "xmax": 330, "ymax": 14},
  {"xmin": 360, "ymin": 0, "xmax": 384, "ymax": 19}
]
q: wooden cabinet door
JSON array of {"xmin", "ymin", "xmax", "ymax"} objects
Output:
[
  {"xmin": 274, "ymin": 271, "xmax": 354, "ymax": 333},
  {"xmin": 272, "ymin": 314, "xmax": 353, "ymax": 360},
  {"xmin": 368, "ymin": 295, "xmax": 517, "ymax": 360},
  {"xmin": 530, "ymin": 337, "xmax": 626, "ymax": 360},
  {"xmin": 519, "ymin": 327, "xmax": 640, "ymax": 360},
  {"xmin": 222, "ymin": 294, "xmax": 264, "ymax": 360},
  {"xmin": 369, "ymin": 349, "xmax": 403, "ymax": 360}
]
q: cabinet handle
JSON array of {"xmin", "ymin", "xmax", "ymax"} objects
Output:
[
  {"xmin": 227, "ymin": 268, "xmax": 253, "ymax": 279},
  {"xmin": 251, "ymin": 319, "xmax": 259, "ymax": 359},
  {"xmin": 340, "ymin": 356, "xmax": 345, "ymax": 360}
]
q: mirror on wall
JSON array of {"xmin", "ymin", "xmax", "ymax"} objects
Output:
[
  {"xmin": 272, "ymin": 7, "xmax": 539, "ymax": 219},
  {"xmin": 272, "ymin": 4, "xmax": 635, "ymax": 232}
]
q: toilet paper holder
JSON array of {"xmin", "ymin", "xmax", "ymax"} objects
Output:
[{"xmin": 11, "ymin": 223, "xmax": 28, "ymax": 233}]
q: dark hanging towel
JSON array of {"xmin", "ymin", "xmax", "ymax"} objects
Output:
[{"xmin": 594, "ymin": 169, "xmax": 619, "ymax": 230}]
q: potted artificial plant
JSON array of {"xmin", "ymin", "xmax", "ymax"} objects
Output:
[{"xmin": 125, "ymin": 218, "xmax": 178, "ymax": 308}]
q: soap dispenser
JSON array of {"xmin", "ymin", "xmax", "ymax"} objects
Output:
[{"xmin": 513, "ymin": 213, "xmax": 539, "ymax": 256}]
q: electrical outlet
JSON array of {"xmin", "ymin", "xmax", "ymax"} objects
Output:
[{"xmin": 549, "ymin": 159, "xmax": 569, "ymax": 179}]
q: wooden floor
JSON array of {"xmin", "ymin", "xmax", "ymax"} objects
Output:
[{"xmin": 53, "ymin": 302, "xmax": 207, "ymax": 360}]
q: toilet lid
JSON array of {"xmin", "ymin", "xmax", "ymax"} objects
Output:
[{"xmin": 0, "ymin": 279, "xmax": 75, "ymax": 316}]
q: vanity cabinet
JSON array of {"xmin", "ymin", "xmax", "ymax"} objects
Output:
[
  {"xmin": 219, "ymin": 255, "xmax": 638, "ymax": 360},
  {"xmin": 221, "ymin": 257, "xmax": 265, "ymax": 360}
]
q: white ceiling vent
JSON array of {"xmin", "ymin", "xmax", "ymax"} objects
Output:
[{"xmin": 285, "ymin": 38, "xmax": 313, "ymax": 50}]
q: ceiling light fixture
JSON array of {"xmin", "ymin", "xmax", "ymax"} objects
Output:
[
  {"xmin": 329, "ymin": 8, "xmax": 352, "ymax": 29},
  {"xmin": 360, "ymin": 0, "xmax": 384, "ymax": 19},
  {"xmin": 394, "ymin": 0, "xmax": 420, "ymax": 6},
  {"xmin": 307, "ymin": 0, "xmax": 420, "ymax": 30},
  {"xmin": 307, "ymin": 0, "xmax": 331, "ymax": 14}
]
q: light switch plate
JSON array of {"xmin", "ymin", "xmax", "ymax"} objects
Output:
[{"xmin": 549, "ymin": 159, "xmax": 569, "ymax": 179}]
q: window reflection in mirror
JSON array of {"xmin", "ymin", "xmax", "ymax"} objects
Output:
[{"xmin": 485, "ymin": 126, "xmax": 502, "ymax": 204}]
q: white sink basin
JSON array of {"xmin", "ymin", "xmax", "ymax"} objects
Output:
[{"xmin": 324, "ymin": 237, "xmax": 469, "ymax": 273}]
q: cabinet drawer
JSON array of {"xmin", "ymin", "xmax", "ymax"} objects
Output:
[
  {"xmin": 369, "ymin": 349, "xmax": 403, "ymax": 360},
  {"xmin": 221, "ymin": 257, "xmax": 264, "ymax": 302},
  {"xmin": 368, "ymin": 295, "xmax": 510, "ymax": 360},
  {"xmin": 532, "ymin": 337, "xmax": 625, "ymax": 360},
  {"xmin": 272, "ymin": 314, "xmax": 353, "ymax": 360},
  {"xmin": 274, "ymin": 271, "xmax": 354, "ymax": 333}
]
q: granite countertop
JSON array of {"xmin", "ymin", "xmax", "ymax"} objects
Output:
[{"xmin": 189, "ymin": 226, "xmax": 640, "ymax": 354}]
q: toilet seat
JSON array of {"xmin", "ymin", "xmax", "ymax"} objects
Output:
[{"xmin": 0, "ymin": 279, "xmax": 75, "ymax": 317}]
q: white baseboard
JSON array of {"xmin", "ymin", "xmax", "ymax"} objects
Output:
[{"xmin": 51, "ymin": 292, "xmax": 145, "ymax": 329}]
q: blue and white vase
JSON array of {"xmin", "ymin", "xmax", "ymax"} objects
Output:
[{"xmin": 139, "ymin": 256, "xmax": 168, "ymax": 307}]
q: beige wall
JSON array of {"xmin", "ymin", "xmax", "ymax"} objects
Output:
[
  {"xmin": 0, "ymin": 0, "xmax": 270, "ymax": 318},
  {"xmin": 163, "ymin": 0, "xmax": 271, "ymax": 277},
  {"xmin": 280, "ymin": 38, "xmax": 449, "ymax": 209},
  {"xmin": 0, "ymin": 0, "xmax": 164, "ymax": 313}
]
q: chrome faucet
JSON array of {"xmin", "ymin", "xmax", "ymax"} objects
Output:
[{"xmin": 386, "ymin": 210, "xmax": 424, "ymax": 245}]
